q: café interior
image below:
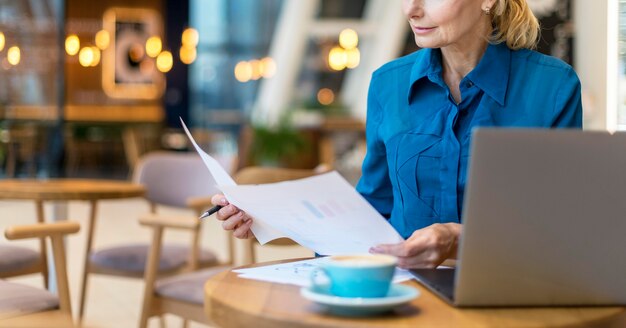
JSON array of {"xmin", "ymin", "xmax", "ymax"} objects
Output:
[{"xmin": 0, "ymin": 0, "xmax": 624, "ymax": 327}]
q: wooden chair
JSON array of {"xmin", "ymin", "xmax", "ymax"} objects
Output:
[
  {"xmin": 0, "ymin": 221, "xmax": 80, "ymax": 328},
  {"xmin": 78, "ymin": 151, "xmax": 223, "ymax": 320},
  {"xmin": 137, "ymin": 215, "xmax": 232, "ymax": 328},
  {"xmin": 0, "ymin": 202, "xmax": 49, "ymax": 288},
  {"xmin": 233, "ymin": 165, "xmax": 329, "ymax": 264},
  {"xmin": 137, "ymin": 165, "xmax": 328, "ymax": 327}
]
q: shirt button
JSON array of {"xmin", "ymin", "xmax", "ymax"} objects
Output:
[{"xmin": 466, "ymin": 81, "xmax": 474, "ymax": 88}]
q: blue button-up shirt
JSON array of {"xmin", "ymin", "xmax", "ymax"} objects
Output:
[{"xmin": 356, "ymin": 43, "xmax": 582, "ymax": 239}]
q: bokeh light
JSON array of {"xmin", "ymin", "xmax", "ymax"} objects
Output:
[
  {"xmin": 250, "ymin": 59, "xmax": 262, "ymax": 80},
  {"xmin": 65, "ymin": 34, "xmax": 80, "ymax": 56},
  {"xmin": 0, "ymin": 32, "xmax": 5, "ymax": 51},
  {"xmin": 90, "ymin": 46, "xmax": 101, "ymax": 66},
  {"xmin": 129, "ymin": 44, "xmax": 145, "ymax": 63},
  {"xmin": 146, "ymin": 36, "xmax": 162, "ymax": 58},
  {"xmin": 156, "ymin": 50, "xmax": 173, "ymax": 72},
  {"xmin": 328, "ymin": 46, "xmax": 346, "ymax": 71},
  {"xmin": 345, "ymin": 48, "xmax": 360, "ymax": 69},
  {"xmin": 317, "ymin": 88, "xmax": 335, "ymax": 105},
  {"xmin": 260, "ymin": 57, "xmax": 276, "ymax": 78},
  {"xmin": 95, "ymin": 30, "xmax": 110, "ymax": 50},
  {"xmin": 78, "ymin": 46, "xmax": 95, "ymax": 67},
  {"xmin": 234, "ymin": 61, "xmax": 252, "ymax": 82},
  {"xmin": 339, "ymin": 28, "xmax": 358, "ymax": 50},
  {"xmin": 181, "ymin": 28, "xmax": 199, "ymax": 47},
  {"xmin": 179, "ymin": 45, "xmax": 197, "ymax": 64},
  {"xmin": 7, "ymin": 46, "xmax": 20, "ymax": 66}
]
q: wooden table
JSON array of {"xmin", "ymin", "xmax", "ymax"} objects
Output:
[
  {"xmin": 204, "ymin": 259, "xmax": 626, "ymax": 328},
  {"xmin": 0, "ymin": 179, "xmax": 145, "ymax": 293},
  {"xmin": 0, "ymin": 179, "xmax": 145, "ymax": 201}
]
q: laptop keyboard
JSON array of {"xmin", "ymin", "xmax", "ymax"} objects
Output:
[{"xmin": 409, "ymin": 268, "xmax": 456, "ymax": 302}]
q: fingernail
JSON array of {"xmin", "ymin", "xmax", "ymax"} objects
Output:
[
  {"xmin": 369, "ymin": 246, "xmax": 381, "ymax": 254},
  {"xmin": 220, "ymin": 198, "xmax": 228, "ymax": 205}
]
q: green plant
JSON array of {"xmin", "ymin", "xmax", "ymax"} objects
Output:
[
  {"xmin": 299, "ymin": 99, "xmax": 348, "ymax": 117},
  {"xmin": 250, "ymin": 123, "xmax": 309, "ymax": 166}
]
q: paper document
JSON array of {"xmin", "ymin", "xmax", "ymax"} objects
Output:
[
  {"xmin": 180, "ymin": 119, "xmax": 236, "ymax": 186},
  {"xmin": 220, "ymin": 171, "xmax": 403, "ymax": 254},
  {"xmin": 181, "ymin": 118, "xmax": 286, "ymax": 242},
  {"xmin": 233, "ymin": 257, "xmax": 414, "ymax": 287},
  {"xmin": 181, "ymin": 118, "xmax": 403, "ymax": 254}
]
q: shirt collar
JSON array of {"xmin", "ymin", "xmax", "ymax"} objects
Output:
[
  {"xmin": 407, "ymin": 43, "xmax": 510, "ymax": 106},
  {"xmin": 466, "ymin": 42, "xmax": 510, "ymax": 106},
  {"xmin": 407, "ymin": 48, "xmax": 442, "ymax": 100}
]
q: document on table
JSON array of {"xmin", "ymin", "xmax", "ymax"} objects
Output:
[
  {"xmin": 233, "ymin": 257, "xmax": 415, "ymax": 287},
  {"xmin": 181, "ymin": 118, "xmax": 404, "ymax": 255}
]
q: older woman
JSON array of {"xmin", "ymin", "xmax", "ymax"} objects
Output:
[{"xmin": 212, "ymin": 0, "xmax": 582, "ymax": 268}]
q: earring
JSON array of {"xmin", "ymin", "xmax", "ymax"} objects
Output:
[{"xmin": 483, "ymin": 7, "xmax": 491, "ymax": 15}]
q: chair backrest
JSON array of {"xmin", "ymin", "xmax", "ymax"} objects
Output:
[
  {"xmin": 234, "ymin": 166, "xmax": 326, "ymax": 185},
  {"xmin": 133, "ymin": 151, "xmax": 220, "ymax": 208}
]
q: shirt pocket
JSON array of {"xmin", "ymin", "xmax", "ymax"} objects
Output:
[{"xmin": 395, "ymin": 132, "xmax": 442, "ymax": 218}]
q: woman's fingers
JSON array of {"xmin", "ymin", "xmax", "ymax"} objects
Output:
[
  {"xmin": 233, "ymin": 219, "xmax": 254, "ymax": 239},
  {"xmin": 215, "ymin": 204, "xmax": 239, "ymax": 221},
  {"xmin": 211, "ymin": 194, "xmax": 229, "ymax": 206},
  {"xmin": 210, "ymin": 193, "xmax": 254, "ymax": 239},
  {"xmin": 221, "ymin": 211, "xmax": 247, "ymax": 230},
  {"xmin": 369, "ymin": 242, "xmax": 411, "ymax": 257},
  {"xmin": 396, "ymin": 255, "xmax": 438, "ymax": 269}
]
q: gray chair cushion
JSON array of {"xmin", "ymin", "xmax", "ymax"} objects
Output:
[
  {"xmin": 89, "ymin": 244, "xmax": 218, "ymax": 273},
  {"xmin": 155, "ymin": 266, "xmax": 230, "ymax": 304},
  {"xmin": 0, "ymin": 280, "xmax": 58, "ymax": 319},
  {"xmin": 0, "ymin": 245, "xmax": 40, "ymax": 273}
]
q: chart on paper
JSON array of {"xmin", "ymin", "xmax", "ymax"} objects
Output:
[{"xmin": 220, "ymin": 171, "xmax": 404, "ymax": 255}]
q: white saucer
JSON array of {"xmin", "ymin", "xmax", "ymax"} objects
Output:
[{"xmin": 300, "ymin": 284, "xmax": 419, "ymax": 316}]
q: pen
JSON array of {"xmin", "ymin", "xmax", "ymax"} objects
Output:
[{"xmin": 199, "ymin": 205, "xmax": 222, "ymax": 220}]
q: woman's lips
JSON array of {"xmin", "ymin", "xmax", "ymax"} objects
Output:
[{"xmin": 412, "ymin": 26, "xmax": 436, "ymax": 35}]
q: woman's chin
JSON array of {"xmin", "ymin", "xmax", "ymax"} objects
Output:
[{"xmin": 413, "ymin": 37, "xmax": 443, "ymax": 49}]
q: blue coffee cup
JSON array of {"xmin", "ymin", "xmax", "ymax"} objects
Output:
[{"xmin": 311, "ymin": 254, "xmax": 397, "ymax": 298}]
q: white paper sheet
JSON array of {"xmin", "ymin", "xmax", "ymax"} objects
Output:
[
  {"xmin": 220, "ymin": 171, "xmax": 404, "ymax": 254},
  {"xmin": 181, "ymin": 118, "xmax": 286, "ymax": 242},
  {"xmin": 181, "ymin": 118, "xmax": 403, "ymax": 253},
  {"xmin": 180, "ymin": 118, "xmax": 236, "ymax": 187},
  {"xmin": 233, "ymin": 257, "xmax": 415, "ymax": 287}
]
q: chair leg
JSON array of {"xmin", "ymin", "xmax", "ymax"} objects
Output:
[
  {"xmin": 35, "ymin": 201, "xmax": 49, "ymax": 290},
  {"xmin": 78, "ymin": 266, "xmax": 89, "ymax": 320},
  {"xmin": 140, "ymin": 227, "xmax": 164, "ymax": 328},
  {"xmin": 79, "ymin": 200, "xmax": 98, "ymax": 320}
]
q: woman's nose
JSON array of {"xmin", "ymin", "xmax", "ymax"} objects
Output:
[{"xmin": 403, "ymin": 0, "xmax": 424, "ymax": 19}]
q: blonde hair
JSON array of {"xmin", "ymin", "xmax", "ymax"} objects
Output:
[{"xmin": 490, "ymin": 0, "xmax": 540, "ymax": 50}]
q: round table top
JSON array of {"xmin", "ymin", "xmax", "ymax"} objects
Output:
[
  {"xmin": 204, "ymin": 259, "xmax": 626, "ymax": 328},
  {"xmin": 0, "ymin": 179, "xmax": 145, "ymax": 201}
]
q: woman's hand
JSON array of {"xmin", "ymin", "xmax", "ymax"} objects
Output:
[
  {"xmin": 369, "ymin": 223, "xmax": 461, "ymax": 269},
  {"xmin": 211, "ymin": 194, "xmax": 254, "ymax": 239}
]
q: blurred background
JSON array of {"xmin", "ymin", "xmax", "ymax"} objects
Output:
[
  {"xmin": 0, "ymin": 0, "xmax": 603, "ymax": 183},
  {"xmin": 0, "ymin": 1, "xmax": 624, "ymax": 327}
]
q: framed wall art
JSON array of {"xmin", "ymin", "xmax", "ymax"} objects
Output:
[{"xmin": 102, "ymin": 8, "xmax": 164, "ymax": 99}]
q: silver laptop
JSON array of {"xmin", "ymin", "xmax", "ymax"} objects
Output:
[{"xmin": 410, "ymin": 129, "xmax": 626, "ymax": 307}]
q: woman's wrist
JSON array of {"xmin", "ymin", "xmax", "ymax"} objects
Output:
[{"xmin": 443, "ymin": 223, "xmax": 462, "ymax": 259}]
